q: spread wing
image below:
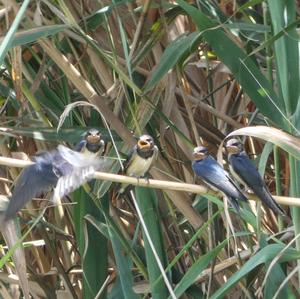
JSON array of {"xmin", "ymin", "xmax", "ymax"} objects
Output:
[
  {"xmin": 57, "ymin": 145, "xmax": 104, "ymax": 169},
  {"xmin": 5, "ymin": 159, "xmax": 58, "ymax": 220},
  {"xmin": 5, "ymin": 146, "xmax": 106, "ymax": 220},
  {"xmin": 52, "ymin": 146, "xmax": 106, "ymax": 202},
  {"xmin": 52, "ymin": 166, "xmax": 96, "ymax": 203}
]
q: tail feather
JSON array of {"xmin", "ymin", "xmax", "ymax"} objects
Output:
[
  {"xmin": 254, "ymin": 187, "xmax": 285, "ymax": 216},
  {"xmin": 5, "ymin": 163, "xmax": 57, "ymax": 220},
  {"xmin": 227, "ymin": 197, "xmax": 240, "ymax": 212},
  {"xmin": 237, "ymin": 191, "xmax": 248, "ymax": 202}
]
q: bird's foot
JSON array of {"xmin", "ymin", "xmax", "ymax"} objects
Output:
[
  {"xmin": 144, "ymin": 176, "xmax": 150, "ymax": 186},
  {"xmin": 135, "ymin": 176, "xmax": 150, "ymax": 187}
]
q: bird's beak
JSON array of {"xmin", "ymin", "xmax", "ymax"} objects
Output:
[
  {"xmin": 193, "ymin": 152, "xmax": 205, "ymax": 160},
  {"xmin": 226, "ymin": 145, "xmax": 239, "ymax": 154},
  {"xmin": 138, "ymin": 140, "xmax": 151, "ymax": 150},
  {"xmin": 87, "ymin": 134, "xmax": 101, "ymax": 144}
]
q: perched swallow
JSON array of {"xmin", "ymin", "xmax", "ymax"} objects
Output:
[
  {"xmin": 119, "ymin": 134, "xmax": 158, "ymax": 193},
  {"xmin": 225, "ymin": 138, "xmax": 285, "ymax": 216},
  {"xmin": 74, "ymin": 128, "xmax": 105, "ymax": 155},
  {"xmin": 4, "ymin": 129, "xmax": 105, "ymax": 220},
  {"xmin": 192, "ymin": 146, "xmax": 248, "ymax": 211}
]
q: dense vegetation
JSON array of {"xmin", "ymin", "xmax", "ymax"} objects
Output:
[{"xmin": 0, "ymin": 0, "xmax": 300, "ymax": 298}]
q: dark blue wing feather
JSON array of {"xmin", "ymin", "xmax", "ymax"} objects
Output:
[
  {"xmin": 6, "ymin": 141, "xmax": 105, "ymax": 220},
  {"xmin": 229, "ymin": 152, "xmax": 284, "ymax": 215},
  {"xmin": 5, "ymin": 149, "xmax": 77, "ymax": 220},
  {"xmin": 192, "ymin": 155, "xmax": 248, "ymax": 210},
  {"xmin": 5, "ymin": 154, "xmax": 59, "ymax": 220},
  {"xmin": 229, "ymin": 152, "xmax": 263, "ymax": 187}
]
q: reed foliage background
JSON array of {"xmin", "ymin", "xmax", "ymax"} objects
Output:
[{"xmin": 0, "ymin": 0, "xmax": 300, "ymax": 298}]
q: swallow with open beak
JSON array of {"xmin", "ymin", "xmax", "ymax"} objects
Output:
[
  {"xmin": 225, "ymin": 138, "xmax": 285, "ymax": 216},
  {"xmin": 118, "ymin": 134, "xmax": 158, "ymax": 193},
  {"xmin": 74, "ymin": 128, "xmax": 105, "ymax": 155},
  {"xmin": 4, "ymin": 129, "xmax": 106, "ymax": 220},
  {"xmin": 192, "ymin": 146, "xmax": 248, "ymax": 211}
]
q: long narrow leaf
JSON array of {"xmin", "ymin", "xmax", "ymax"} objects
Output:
[
  {"xmin": 0, "ymin": 25, "xmax": 69, "ymax": 48},
  {"xmin": 211, "ymin": 244, "xmax": 300, "ymax": 299},
  {"xmin": 154, "ymin": 0, "xmax": 290, "ymax": 130},
  {"xmin": 227, "ymin": 126, "xmax": 300, "ymax": 160},
  {"xmin": 0, "ymin": 0, "xmax": 31, "ymax": 65},
  {"xmin": 170, "ymin": 240, "xmax": 227, "ymax": 299},
  {"xmin": 267, "ymin": 0, "xmax": 299, "ymax": 114},
  {"xmin": 135, "ymin": 187, "xmax": 169, "ymax": 299}
]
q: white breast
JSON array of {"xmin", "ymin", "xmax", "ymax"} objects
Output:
[{"xmin": 126, "ymin": 155, "xmax": 154, "ymax": 177}]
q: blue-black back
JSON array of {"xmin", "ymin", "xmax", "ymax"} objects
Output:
[
  {"xmin": 192, "ymin": 155, "xmax": 248, "ymax": 209},
  {"xmin": 229, "ymin": 151, "xmax": 284, "ymax": 215}
]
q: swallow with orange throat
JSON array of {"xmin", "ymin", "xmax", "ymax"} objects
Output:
[{"xmin": 118, "ymin": 134, "xmax": 158, "ymax": 193}]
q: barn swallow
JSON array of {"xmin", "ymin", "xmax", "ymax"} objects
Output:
[
  {"xmin": 225, "ymin": 138, "xmax": 285, "ymax": 216},
  {"xmin": 118, "ymin": 134, "xmax": 158, "ymax": 193},
  {"xmin": 74, "ymin": 128, "xmax": 105, "ymax": 155},
  {"xmin": 4, "ymin": 129, "xmax": 105, "ymax": 220},
  {"xmin": 192, "ymin": 146, "xmax": 248, "ymax": 211}
]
